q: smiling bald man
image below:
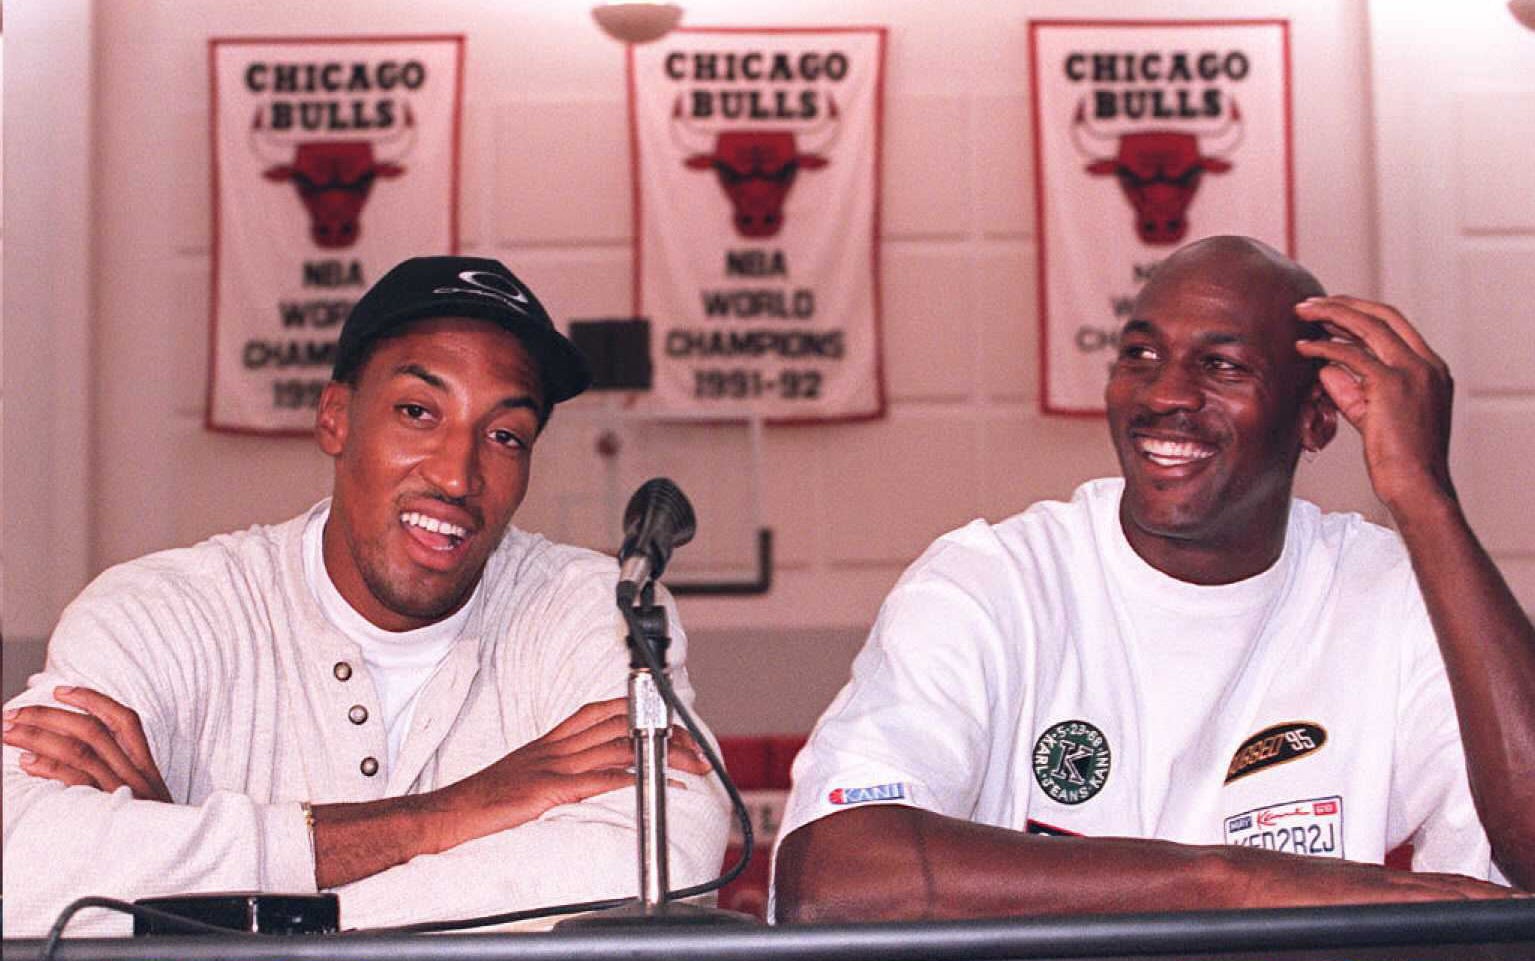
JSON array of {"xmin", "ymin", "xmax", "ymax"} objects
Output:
[
  {"xmin": 772, "ymin": 236, "xmax": 1535, "ymax": 921},
  {"xmin": 2, "ymin": 257, "xmax": 730, "ymax": 935}
]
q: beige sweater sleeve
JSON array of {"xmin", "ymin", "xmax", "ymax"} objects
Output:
[{"xmin": 2, "ymin": 547, "xmax": 320, "ymax": 937}]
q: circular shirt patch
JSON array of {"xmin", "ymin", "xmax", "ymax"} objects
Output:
[{"xmin": 1032, "ymin": 719, "xmax": 1111, "ymax": 805}]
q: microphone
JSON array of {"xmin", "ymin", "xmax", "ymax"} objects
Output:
[{"xmin": 617, "ymin": 478, "xmax": 696, "ymax": 604}]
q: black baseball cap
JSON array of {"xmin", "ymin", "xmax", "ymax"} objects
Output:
[{"xmin": 332, "ymin": 256, "xmax": 592, "ymax": 406}]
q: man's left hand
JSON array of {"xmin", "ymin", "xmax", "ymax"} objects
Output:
[
  {"xmin": 1294, "ymin": 295, "xmax": 1456, "ymax": 512},
  {"xmin": 3, "ymin": 686, "xmax": 171, "ymax": 802}
]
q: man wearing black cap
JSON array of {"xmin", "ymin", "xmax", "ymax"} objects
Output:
[{"xmin": 2, "ymin": 257, "xmax": 730, "ymax": 935}]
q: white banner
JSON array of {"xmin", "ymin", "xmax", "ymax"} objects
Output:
[
  {"xmin": 630, "ymin": 28, "xmax": 886, "ymax": 422},
  {"xmin": 1030, "ymin": 20, "xmax": 1293, "ymax": 414},
  {"xmin": 208, "ymin": 36, "xmax": 463, "ymax": 433}
]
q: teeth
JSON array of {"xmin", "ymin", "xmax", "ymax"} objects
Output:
[
  {"xmin": 1137, "ymin": 438, "xmax": 1215, "ymax": 467},
  {"xmin": 401, "ymin": 511, "xmax": 468, "ymax": 539}
]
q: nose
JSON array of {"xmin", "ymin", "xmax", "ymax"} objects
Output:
[
  {"xmin": 420, "ymin": 424, "xmax": 481, "ymax": 500},
  {"xmin": 1141, "ymin": 359, "xmax": 1203, "ymax": 414}
]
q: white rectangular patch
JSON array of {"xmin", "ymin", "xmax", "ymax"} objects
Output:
[
  {"xmin": 1224, "ymin": 795, "xmax": 1344, "ymax": 859},
  {"xmin": 827, "ymin": 781, "xmax": 908, "ymax": 806}
]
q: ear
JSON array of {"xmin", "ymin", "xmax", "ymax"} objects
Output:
[
  {"xmin": 1298, "ymin": 378, "xmax": 1338, "ymax": 455},
  {"xmin": 315, "ymin": 381, "xmax": 352, "ymax": 457}
]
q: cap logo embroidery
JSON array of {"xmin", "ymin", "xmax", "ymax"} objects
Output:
[{"xmin": 433, "ymin": 269, "xmax": 532, "ymax": 316}]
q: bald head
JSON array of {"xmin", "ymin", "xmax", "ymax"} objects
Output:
[{"xmin": 1137, "ymin": 236, "xmax": 1326, "ymax": 337}]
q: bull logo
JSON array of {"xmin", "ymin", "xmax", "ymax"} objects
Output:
[
  {"xmin": 1072, "ymin": 99, "xmax": 1244, "ymax": 245},
  {"xmin": 250, "ymin": 107, "xmax": 417, "ymax": 249},
  {"xmin": 673, "ymin": 97, "xmax": 840, "ymax": 238}
]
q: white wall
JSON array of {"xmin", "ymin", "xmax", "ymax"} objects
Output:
[
  {"xmin": 3, "ymin": 1, "xmax": 95, "ymax": 647},
  {"xmin": 3, "ymin": 0, "xmax": 1423, "ymax": 732},
  {"xmin": 1370, "ymin": 0, "xmax": 1535, "ymax": 613},
  {"xmin": 1, "ymin": 35, "xmax": 6, "ymax": 634}
]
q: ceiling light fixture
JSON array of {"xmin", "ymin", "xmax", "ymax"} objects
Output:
[
  {"xmin": 591, "ymin": 2, "xmax": 684, "ymax": 45},
  {"xmin": 1510, "ymin": 0, "xmax": 1535, "ymax": 31}
]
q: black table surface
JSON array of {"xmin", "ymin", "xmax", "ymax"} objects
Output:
[{"xmin": 5, "ymin": 899, "xmax": 1535, "ymax": 961}]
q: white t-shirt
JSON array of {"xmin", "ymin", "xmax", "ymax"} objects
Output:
[
  {"xmin": 776, "ymin": 478, "xmax": 1495, "ymax": 896},
  {"xmin": 302, "ymin": 507, "xmax": 469, "ymax": 774},
  {"xmin": 1109, "ymin": 523, "xmax": 1285, "ymax": 820}
]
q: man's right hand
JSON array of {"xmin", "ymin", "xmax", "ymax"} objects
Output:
[
  {"xmin": 774, "ymin": 805, "xmax": 1519, "ymax": 925},
  {"xmin": 3, "ymin": 686, "xmax": 172, "ymax": 802},
  {"xmin": 311, "ymin": 697, "xmax": 711, "ymax": 889},
  {"xmin": 417, "ymin": 697, "xmax": 710, "ymax": 854},
  {"xmin": 1225, "ymin": 842, "xmax": 1515, "ymax": 907}
]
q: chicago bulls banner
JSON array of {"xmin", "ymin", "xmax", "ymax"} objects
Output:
[
  {"xmin": 208, "ymin": 36, "xmax": 463, "ymax": 433},
  {"xmin": 1030, "ymin": 20, "xmax": 1293, "ymax": 414},
  {"xmin": 630, "ymin": 27, "xmax": 886, "ymax": 422}
]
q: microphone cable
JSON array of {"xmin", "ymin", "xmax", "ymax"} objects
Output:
[{"xmin": 37, "ymin": 898, "xmax": 269, "ymax": 961}]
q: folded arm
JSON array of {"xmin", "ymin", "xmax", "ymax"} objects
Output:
[
  {"xmin": 773, "ymin": 805, "xmax": 1514, "ymax": 924},
  {"xmin": 307, "ymin": 697, "xmax": 710, "ymax": 890},
  {"xmin": 5, "ymin": 689, "xmax": 724, "ymax": 931},
  {"xmin": 331, "ymin": 762, "xmax": 729, "ymax": 928},
  {"xmin": 3, "ymin": 622, "xmax": 316, "ymax": 937},
  {"xmin": 2, "ymin": 753, "xmax": 317, "ymax": 936}
]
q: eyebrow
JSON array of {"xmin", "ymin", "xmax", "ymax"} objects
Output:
[
  {"xmin": 392, "ymin": 363, "xmax": 544, "ymax": 415},
  {"xmin": 395, "ymin": 363, "xmax": 446, "ymax": 390},
  {"xmin": 1120, "ymin": 321, "xmax": 1249, "ymax": 348}
]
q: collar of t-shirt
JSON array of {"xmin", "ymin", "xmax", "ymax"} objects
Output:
[
  {"xmin": 302, "ymin": 506, "xmax": 475, "ymax": 773},
  {"xmin": 1103, "ymin": 503, "xmax": 1296, "ymax": 752},
  {"xmin": 1105, "ymin": 509, "xmax": 1292, "ymax": 617}
]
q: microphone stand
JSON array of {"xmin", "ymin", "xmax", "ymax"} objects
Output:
[
  {"xmin": 628, "ymin": 583, "xmax": 674, "ymax": 910},
  {"xmin": 558, "ymin": 583, "xmax": 754, "ymax": 928}
]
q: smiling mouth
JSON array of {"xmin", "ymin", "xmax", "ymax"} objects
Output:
[
  {"xmin": 1135, "ymin": 436, "xmax": 1217, "ymax": 468},
  {"xmin": 401, "ymin": 511, "xmax": 468, "ymax": 551}
]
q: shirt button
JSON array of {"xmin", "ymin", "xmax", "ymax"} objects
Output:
[
  {"xmin": 360, "ymin": 757, "xmax": 379, "ymax": 777},
  {"xmin": 348, "ymin": 705, "xmax": 369, "ymax": 725},
  {"xmin": 333, "ymin": 662, "xmax": 353, "ymax": 682}
]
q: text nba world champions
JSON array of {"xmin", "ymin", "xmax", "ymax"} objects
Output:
[{"xmin": 659, "ymin": 45, "xmax": 865, "ymax": 409}]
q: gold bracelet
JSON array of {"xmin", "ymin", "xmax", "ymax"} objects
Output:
[{"xmin": 300, "ymin": 801, "xmax": 317, "ymax": 858}]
